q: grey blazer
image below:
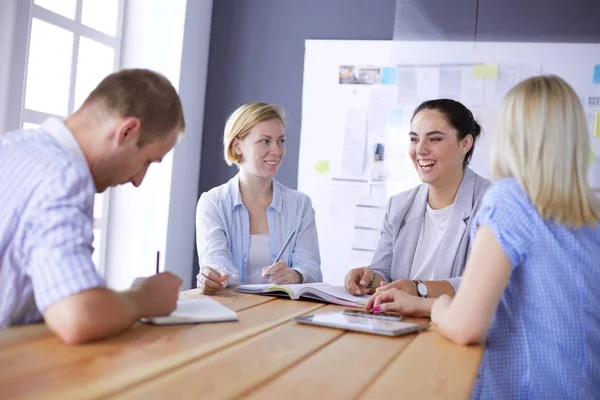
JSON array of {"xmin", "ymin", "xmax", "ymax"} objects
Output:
[{"xmin": 370, "ymin": 167, "xmax": 490, "ymax": 291}]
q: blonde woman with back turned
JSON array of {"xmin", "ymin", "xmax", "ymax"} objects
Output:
[
  {"xmin": 372, "ymin": 76, "xmax": 600, "ymax": 398},
  {"xmin": 195, "ymin": 102, "xmax": 322, "ymax": 294}
]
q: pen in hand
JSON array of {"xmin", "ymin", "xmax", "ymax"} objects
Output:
[
  {"xmin": 156, "ymin": 251, "xmax": 160, "ymax": 275},
  {"xmin": 263, "ymin": 229, "xmax": 296, "ymax": 279}
]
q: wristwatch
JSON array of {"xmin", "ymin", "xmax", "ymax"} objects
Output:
[{"xmin": 413, "ymin": 279, "xmax": 429, "ymax": 298}]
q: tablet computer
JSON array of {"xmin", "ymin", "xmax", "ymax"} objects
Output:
[{"xmin": 293, "ymin": 311, "xmax": 430, "ymax": 337}]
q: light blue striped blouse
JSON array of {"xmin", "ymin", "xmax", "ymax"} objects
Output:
[
  {"xmin": 0, "ymin": 118, "xmax": 105, "ymax": 327},
  {"xmin": 195, "ymin": 175, "xmax": 322, "ymax": 284}
]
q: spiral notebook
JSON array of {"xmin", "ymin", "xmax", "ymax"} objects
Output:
[{"xmin": 141, "ymin": 297, "xmax": 238, "ymax": 325}]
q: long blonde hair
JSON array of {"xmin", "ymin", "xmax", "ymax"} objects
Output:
[{"xmin": 491, "ymin": 75, "xmax": 600, "ymax": 227}]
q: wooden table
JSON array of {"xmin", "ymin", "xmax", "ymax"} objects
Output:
[{"xmin": 0, "ymin": 289, "xmax": 483, "ymax": 399}]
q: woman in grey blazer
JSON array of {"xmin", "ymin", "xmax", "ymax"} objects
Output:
[{"xmin": 345, "ymin": 99, "xmax": 490, "ymax": 316}]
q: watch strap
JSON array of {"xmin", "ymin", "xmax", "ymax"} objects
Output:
[{"xmin": 413, "ymin": 279, "xmax": 427, "ymax": 298}]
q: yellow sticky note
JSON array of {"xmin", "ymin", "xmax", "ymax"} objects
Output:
[
  {"xmin": 314, "ymin": 160, "xmax": 330, "ymax": 175},
  {"xmin": 595, "ymin": 112, "xmax": 600, "ymax": 138},
  {"xmin": 473, "ymin": 64, "xmax": 499, "ymax": 79},
  {"xmin": 590, "ymin": 149, "xmax": 597, "ymax": 165}
]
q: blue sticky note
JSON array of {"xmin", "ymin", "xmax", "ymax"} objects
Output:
[
  {"xmin": 594, "ymin": 65, "xmax": 600, "ymax": 84},
  {"xmin": 382, "ymin": 67, "xmax": 397, "ymax": 85},
  {"xmin": 389, "ymin": 108, "xmax": 403, "ymax": 125}
]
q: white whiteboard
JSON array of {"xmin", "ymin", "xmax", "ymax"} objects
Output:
[{"xmin": 298, "ymin": 40, "xmax": 600, "ymax": 285}]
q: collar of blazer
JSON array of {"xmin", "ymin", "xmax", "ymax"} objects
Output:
[{"xmin": 404, "ymin": 166, "xmax": 477, "ymax": 223}]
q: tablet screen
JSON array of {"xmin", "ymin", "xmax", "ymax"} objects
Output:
[{"xmin": 294, "ymin": 311, "xmax": 429, "ymax": 336}]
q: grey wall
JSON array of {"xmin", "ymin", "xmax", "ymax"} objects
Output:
[
  {"xmin": 0, "ymin": 0, "xmax": 18, "ymax": 133},
  {"xmin": 394, "ymin": 0, "xmax": 600, "ymax": 42},
  {"xmin": 0, "ymin": 0, "xmax": 30, "ymax": 133}
]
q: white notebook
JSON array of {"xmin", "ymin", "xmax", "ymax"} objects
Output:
[
  {"xmin": 141, "ymin": 297, "xmax": 238, "ymax": 325},
  {"xmin": 235, "ymin": 283, "xmax": 370, "ymax": 308}
]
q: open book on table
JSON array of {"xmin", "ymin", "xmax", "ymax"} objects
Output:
[
  {"xmin": 235, "ymin": 283, "xmax": 370, "ymax": 308},
  {"xmin": 141, "ymin": 297, "xmax": 238, "ymax": 325}
]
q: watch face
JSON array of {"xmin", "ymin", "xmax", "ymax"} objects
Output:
[{"xmin": 417, "ymin": 282, "xmax": 428, "ymax": 297}]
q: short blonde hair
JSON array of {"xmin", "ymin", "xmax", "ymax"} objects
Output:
[
  {"xmin": 83, "ymin": 68, "xmax": 185, "ymax": 147},
  {"xmin": 223, "ymin": 102, "xmax": 285, "ymax": 166},
  {"xmin": 492, "ymin": 75, "xmax": 600, "ymax": 227}
]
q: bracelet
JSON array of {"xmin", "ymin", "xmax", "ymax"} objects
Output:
[{"xmin": 366, "ymin": 268, "xmax": 377, "ymax": 292}]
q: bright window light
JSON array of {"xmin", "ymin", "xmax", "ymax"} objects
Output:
[
  {"xmin": 92, "ymin": 229, "xmax": 102, "ymax": 268},
  {"xmin": 94, "ymin": 193, "xmax": 104, "ymax": 219},
  {"xmin": 34, "ymin": 0, "xmax": 77, "ymax": 20},
  {"xmin": 23, "ymin": 122, "xmax": 40, "ymax": 130},
  {"xmin": 81, "ymin": 0, "xmax": 120, "ymax": 37},
  {"xmin": 24, "ymin": 19, "xmax": 73, "ymax": 117},
  {"xmin": 74, "ymin": 37, "xmax": 115, "ymax": 109}
]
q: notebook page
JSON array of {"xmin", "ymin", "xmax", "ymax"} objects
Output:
[
  {"xmin": 315, "ymin": 285, "xmax": 371, "ymax": 304},
  {"xmin": 236, "ymin": 282, "xmax": 330, "ymax": 296},
  {"xmin": 142, "ymin": 297, "xmax": 238, "ymax": 325}
]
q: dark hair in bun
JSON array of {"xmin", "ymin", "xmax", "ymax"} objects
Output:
[{"xmin": 411, "ymin": 99, "xmax": 481, "ymax": 165}]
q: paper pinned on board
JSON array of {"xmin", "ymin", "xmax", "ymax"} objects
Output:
[
  {"xmin": 397, "ymin": 68, "xmax": 418, "ymax": 105},
  {"xmin": 595, "ymin": 112, "xmax": 600, "ymax": 138},
  {"xmin": 314, "ymin": 160, "xmax": 330, "ymax": 175},
  {"xmin": 495, "ymin": 64, "xmax": 541, "ymax": 98},
  {"xmin": 341, "ymin": 109, "xmax": 368, "ymax": 176},
  {"xmin": 352, "ymin": 228, "xmax": 380, "ymax": 252},
  {"xmin": 439, "ymin": 67, "xmax": 463, "ymax": 99},
  {"xmin": 473, "ymin": 64, "xmax": 499, "ymax": 79},
  {"xmin": 329, "ymin": 180, "xmax": 370, "ymax": 220},
  {"xmin": 397, "ymin": 66, "xmax": 440, "ymax": 106},
  {"xmin": 368, "ymin": 86, "xmax": 396, "ymax": 142},
  {"xmin": 439, "ymin": 65, "xmax": 484, "ymax": 107},
  {"xmin": 355, "ymin": 205, "xmax": 385, "ymax": 230},
  {"xmin": 339, "ymin": 65, "xmax": 382, "ymax": 85}
]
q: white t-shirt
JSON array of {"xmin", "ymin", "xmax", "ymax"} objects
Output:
[
  {"xmin": 245, "ymin": 234, "xmax": 272, "ymax": 284},
  {"xmin": 410, "ymin": 203, "xmax": 454, "ymax": 280}
]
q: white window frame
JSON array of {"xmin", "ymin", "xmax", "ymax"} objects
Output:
[{"xmin": 18, "ymin": 0, "xmax": 126, "ymax": 276}]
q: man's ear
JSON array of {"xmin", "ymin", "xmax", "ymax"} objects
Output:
[{"xmin": 116, "ymin": 117, "xmax": 142, "ymax": 146}]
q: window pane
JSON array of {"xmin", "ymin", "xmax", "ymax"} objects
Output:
[
  {"xmin": 81, "ymin": 0, "xmax": 120, "ymax": 37},
  {"xmin": 94, "ymin": 193, "xmax": 104, "ymax": 219},
  {"xmin": 92, "ymin": 229, "xmax": 102, "ymax": 268},
  {"xmin": 24, "ymin": 19, "xmax": 73, "ymax": 117},
  {"xmin": 23, "ymin": 122, "xmax": 39, "ymax": 130},
  {"xmin": 74, "ymin": 37, "xmax": 115, "ymax": 109},
  {"xmin": 34, "ymin": 0, "xmax": 77, "ymax": 19}
]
